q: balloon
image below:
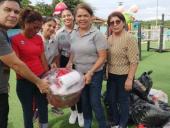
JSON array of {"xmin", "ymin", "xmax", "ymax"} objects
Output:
[
  {"xmin": 53, "ymin": 2, "xmax": 67, "ymax": 15},
  {"xmin": 123, "ymin": 12, "xmax": 134, "ymax": 23},
  {"xmin": 129, "ymin": 4, "xmax": 139, "ymax": 13}
]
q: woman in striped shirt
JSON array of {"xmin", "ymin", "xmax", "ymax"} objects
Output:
[{"xmin": 106, "ymin": 11, "xmax": 139, "ymax": 128}]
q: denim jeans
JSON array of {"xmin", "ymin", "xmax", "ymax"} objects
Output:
[
  {"xmin": 81, "ymin": 70, "xmax": 107, "ymax": 128},
  {"xmin": 0, "ymin": 93, "xmax": 9, "ymax": 128},
  {"xmin": 17, "ymin": 79, "xmax": 48, "ymax": 128},
  {"xmin": 106, "ymin": 73, "xmax": 129, "ymax": 128}
]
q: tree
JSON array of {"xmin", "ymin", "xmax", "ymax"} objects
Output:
[
  {"xmin": 20, "ymin": 0, "xmax": 83, "ymax": 17},
  {"xmin": 21, "ymin": 0, "xmax": 32, "ymax": 8},
  {"xmin": 52, "ymin": 0, "xmax": 82, "ymax": 13},
  {"xmin": 35, "ymin": 2, "xmax": 53, "ymax": 16}
]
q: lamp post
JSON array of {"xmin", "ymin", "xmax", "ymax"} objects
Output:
[
  {"xmin": 116, "ymin": 1, "xmax": 124, "ymax": 12},
  {"xmin": 118, "ymin": 1, "xmax": 123, "ymax": 6},
  {"xmin": 156, "ymin": 0, "xmax": 158, "ymax": 27}
]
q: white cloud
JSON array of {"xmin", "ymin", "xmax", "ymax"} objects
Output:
[
  {"xmin": 85, "ymin": 0, "xmax": 170, "ymax": 20},
  {"xmin": 31, "ymin": 0, "xmax": 52, "ymax": 5},
  {"xmin": 30, "ymin": 0, "xmax": 170, "ymax": 20}
]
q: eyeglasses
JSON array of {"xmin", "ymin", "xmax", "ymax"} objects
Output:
[{"xmin": 109, "ymin": 20, "xmax": 121, "ymax": 26}]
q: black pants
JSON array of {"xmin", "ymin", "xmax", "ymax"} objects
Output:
[
  {"xmin": 71, "ymin": 97, "xmax": 82, "ymax": 113},
  {"xmin": 106, "ymin": 73, "xmax": 129, "ymax": 127},
  {"xmin": 17, "ymin": 79, "xmax": 48, "ymax": 128},
  {"xmin": 0, "ymin": 93, "xmax": 9, "ymax": 128},
  {"xmin": 60, "ymin": 55, "xmax": 69, "ymax": 68}
]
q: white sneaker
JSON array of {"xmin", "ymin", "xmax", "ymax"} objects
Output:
[
  {"xmin": 111, "ymin": 126, "xmax": 118, "ymax": 128},
  {"xmin": 69, "ymin": 110, "xmax": 77, "ymax": 124},
  {"xmin": 77, "ymin": 113, "xmax": 84, "ymax": 127}
]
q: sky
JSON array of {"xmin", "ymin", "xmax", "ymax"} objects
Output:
[{"xmin": 30, "ymin": 0, "xmax": 170, "ymax": 21}]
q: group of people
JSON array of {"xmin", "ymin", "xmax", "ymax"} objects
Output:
[
  {"xmin": 0, "ymin": 0, "xmax": 139, "ymax": 128},
  {"xmin": 0, "ymin": 0, "xmax": 49, "ymax": 128}
]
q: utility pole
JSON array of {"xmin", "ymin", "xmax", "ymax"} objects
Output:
[
  {"xmin": 118, "ymin": 1, "xmax": 123, "ymax": 6},
  {"xmin": 156, "ymin": 0, "xmax": 158, "ymax": 28}
]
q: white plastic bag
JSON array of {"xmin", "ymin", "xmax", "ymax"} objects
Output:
[
  {"xmin": 42, "ymin": 68, "xmax": 85, "ymax": 108},
  {"xmin": 149, "ymin": 88, "xmax": 168, "ymax": 103}
]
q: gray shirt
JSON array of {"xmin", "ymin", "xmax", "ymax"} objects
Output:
[
  {"xmin": 40, "ymin": 34, "xmax": 59, "ymax": 65},
  {"xmin": 55, "ymin": 27, "xmax": 72, "ymax": 57},
  {"xmin": 0, "ymin": 29, "xmax": 12, "ymax": 94},
  {"xmin": 70, "ymin": 26, "xmax": 107, "ymax": 73}
]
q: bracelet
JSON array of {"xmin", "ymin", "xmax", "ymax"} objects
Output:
[{"xmin": 128, "ymin": 77, "xmax": 133, "ymax": 80}]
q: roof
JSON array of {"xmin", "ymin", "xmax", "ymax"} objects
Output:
[{"xmin": 93, "ymin": 16, "xmax": 107, "ymax": 25}]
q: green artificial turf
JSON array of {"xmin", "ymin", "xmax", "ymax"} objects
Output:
[{"xmin": 8, "ymin": 42, "xmax": 170, "ymax": 128}]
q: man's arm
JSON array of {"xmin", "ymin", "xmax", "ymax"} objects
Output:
[{"xmin": 0, "ymin": 51, "xmax": 49, "ymax": 92}]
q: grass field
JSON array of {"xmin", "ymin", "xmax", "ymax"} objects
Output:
[{"xmin": 8, "ymin": 43, "xmax": 170, "ymax": 128}]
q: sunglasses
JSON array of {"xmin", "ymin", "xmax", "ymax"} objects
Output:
[{"xmin": 109, "ymin": 20, "xmax": 121, "ymax": 26}]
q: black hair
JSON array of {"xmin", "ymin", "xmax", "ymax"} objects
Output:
[
  {"xmin": 74, "ymin": 3, "xmax": 94, "ymax": 16},
  {"xmin": 107, "ymin": 11, "xmax": 126, "ymax": 26},
  {"xmin": 61, "ymin": 8, "xmax": 73, "ymax": 16},
  {"xmin": 43, "ymin": 16, "xmax": 56, "ymax": 24},
  {"xmin": 0, "ymin": 0, "xmax": 21, "ymax": 6},
  {"xmin": 19, "ymin": 8, "xmax": 43, "ymax": 28}
]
